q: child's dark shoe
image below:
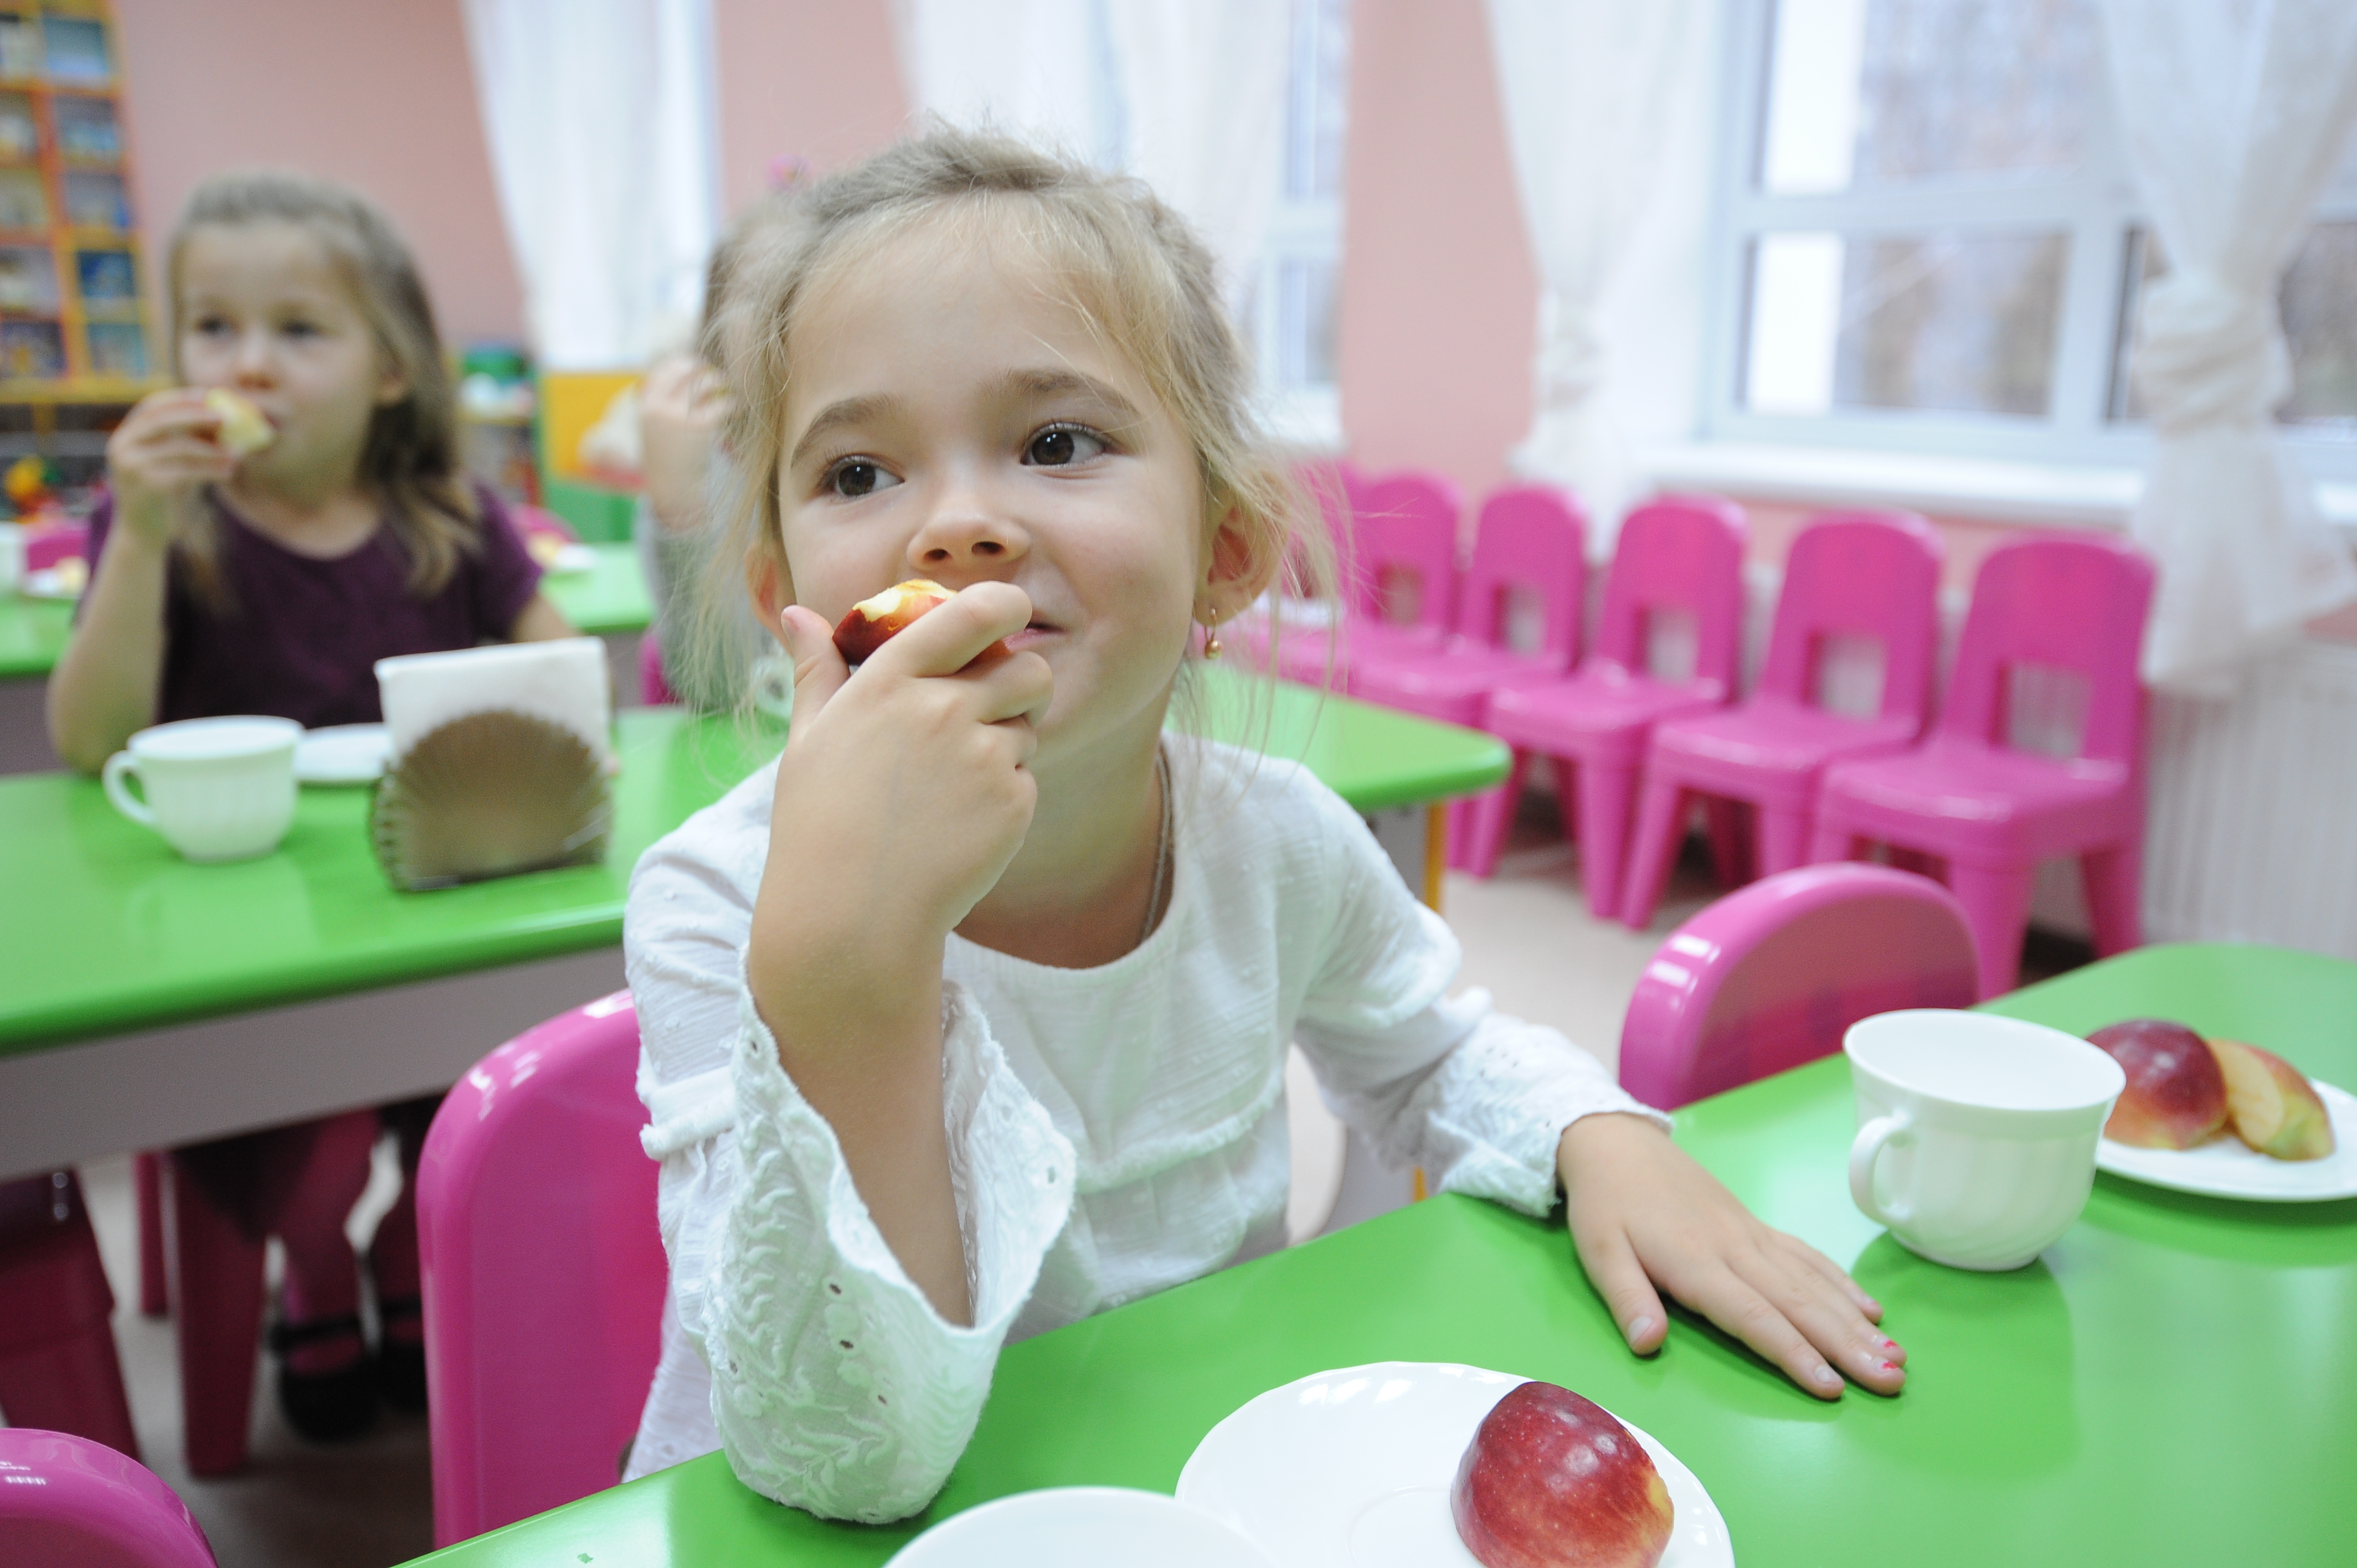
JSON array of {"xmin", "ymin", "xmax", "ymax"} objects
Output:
[
  {"xmin": 375, "ymin": 1295, "xmax": 428, "ymax": 1414},
  {"xmin": 270, "ymin": 1312, "xmax": 377, "ymax": 1441}
]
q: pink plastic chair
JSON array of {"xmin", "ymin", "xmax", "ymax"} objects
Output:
[
  {"xmin": 1619, "ymin": 512, "xmax": 1943, "ymax": 930},
  {"xmin": 24, "ymin": 521, "xmax": 89, "ymax": 572},
  {"xmin": 638, "ymin": 635, "xmax": 678, "ymax": 705},
  {"xmin": 0, "ymin": 1428, "xmax": 217, "ymax": 1567},
  {"xmin": 1237, "ymin": 458, "xmax": 1362, "ymax": 683},
  {"xmin": 1810, "ymin": 534, "xmax": 2155, "ymax": 999},
  {"xmin": 418, "ymin": 991, "xmax": 666, "ymax": 1547},
  {"xmin": 0, "ymin": 1172, "xmax": 140, "ymax": 1461},
  {"xmin": 1258, "ymin": 470, "xmax": 1460, "ymax": 687},
  {"xmin": 1461, "ymin": 495, "xmax": 1749, "ymax": 920},
  {"xmin": 510, "ymin": 503, "xmax": 580, "ymax": 544},
  {"xmin": 1618, "ymin": 864, "xmax": 1980, "ymax": 1110}
]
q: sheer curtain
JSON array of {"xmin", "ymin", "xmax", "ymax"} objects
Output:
[
  {"xmin": 2100, "ymin": 0, "xmax": 2357, "ymax": 694},
  {"xmin": 1484, "ymin": 0, "xmax": 1713, "ymax": 549},
  {"xmin": 462, "ymin": 0, "xmax": 719, "ymax": 370},
  {"xmin": 893, "ymin": 0, "xmax": 1291, "ymax": 317}
]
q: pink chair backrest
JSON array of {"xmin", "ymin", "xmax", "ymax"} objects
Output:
[
  {"xmin": 1289, "ymin": 458, "xmax": 1363, "ymax": 599},
  {"xmin": 0, "ymin": 1427, "xmax": 217, "ymax": 1567},
  {"xmin": 510, "ymin": 503, "xmax": 580, "ymax": 544},
  {"xmin": 1590, "ymin": 495, "xmax": 1748, "ymax": 690},
  {"xmin": 1619, "ymin": 864, "xmax": 1980, "ymax": 1110},
  {"xmin": 639, "ymin": 635, "xmax": 677, "ymax": 706},
  {"xmin": 1454, "ymin": 486, "xmax": 1587, "ymax": 670},
  {"xmin": 1350, "ymin": 470, "xmax": 1461, "ymax": 632},
  {"xmin": 418, "ymin": 992, "xmax": 665, "ymax": 1547},
  {"xmin": 1756, "ymin": 511, "xmax": 1944, "ymax": 726},
  {"xmin": 1937, "ymin": 534, "xmax": 2155, "ymax": 767},
  {"xmin": 24, "ymin": 522, "xmax": 89, "ymax": 572}
]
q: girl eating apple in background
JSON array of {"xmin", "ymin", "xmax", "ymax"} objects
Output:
[
  {"xmin": 47, "ymin": 172, "xmax": 575, "ymax": 1439},
  {"xmin": 624, "ymin": 130, "xmax": 1905, "ymax": 1519}
]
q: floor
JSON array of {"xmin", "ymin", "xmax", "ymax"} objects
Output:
[{"xmin": 63, "ymin": 798, "xmax": 1825, "ymax": 1567}]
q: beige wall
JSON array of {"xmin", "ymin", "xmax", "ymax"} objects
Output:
[
  {"xmin": 711, "ymin": 0, "xmax": 908, "ymax": 214},
  {"xmin": 114, "ymin": 0, "xmax": 524, "ymax": 348}
]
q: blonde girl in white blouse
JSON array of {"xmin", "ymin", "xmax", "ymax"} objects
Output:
[{"xmin": 623, "ymin": 130, "xmax": 1906, "ymax": 1519}]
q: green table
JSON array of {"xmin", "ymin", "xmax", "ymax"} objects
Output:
[
  {"xmin": 414, "ymin": 943, "xmax": 2356, "ymax": 1567},
  {"xmin": 0, "ymin": 679, "xmax": 1506, "ymax": 1180},
  {"xmin": 541, "ymin": 542, "xmax": 653, "ymax": 638},
  {"xmin": 0, "ymin": 586, "xmax": 73, "ymax": 680}
]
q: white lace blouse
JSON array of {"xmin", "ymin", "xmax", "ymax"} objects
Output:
[{"xmin": 619, "ymin": 737, "xmax": 1664, "ymax": 1518}]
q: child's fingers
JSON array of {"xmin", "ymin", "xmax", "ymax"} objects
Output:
[
  {"xmin": 1733, "ymin": 1245, "xmax": 1906, "ymax": 1394},
  {"xmin": 868, "ymin": 581, "xmax": 1032, "ymax": 680},
  {"xmin": 1568, "ymin": 1221, "xmax": 1669, "ymax": 1354},
  {"xmin": 778, "ymin": 606, "xmax": 850, "ymax": 728},
  {"xmin": 1672, "ymin": 1262, "xmax": 1849, "ymax": 1400},
  {"xmin": 1772, "ymin": 1230, "xmax": 1886, "ymax": 1324}
]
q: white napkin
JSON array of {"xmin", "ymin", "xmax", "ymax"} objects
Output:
[{"xmin": 375, "ymin": 638, "xmax": 612, "ymax": 766}]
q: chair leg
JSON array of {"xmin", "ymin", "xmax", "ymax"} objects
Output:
[
  {"xmin": 135, "ymin": 1152, "xmax": 168, "ymax": 1318},
  {"xmin": 168, "ymin": 1154, "xmax": 267, "ymax": 1478},
  {"xmin": 1618, "ymin": 774, "xmax": 1687, "ymax": 931},
  {"xmin": 1808, "ymin": 817, "xmax": 1857, "ymax": 864},
  {"xmin": 1577, "ymin": 756, "xmax": 1639, "ymax": 922},
  {"xmin": 1757, "ymin": 802, "xmax": 1814, "ymax": 877},
  {"xmin": 2082, "ymin": 841, "xmax": 2144, "ymax": 957},
  {"xmin": 1947, "ymin": 861, "xmax": 2039, "ymax": 1000},
  {"xmin": 1458, "ymin": 751, "xmax": 1529, "ymax": 879},
  {"xmin": 1704, "ymin": 796, "xmax": 1748, "ymax": 887},
  {"xmin": 0, "ymin": 1174, "xmax": 141, "ymax": 1459}
]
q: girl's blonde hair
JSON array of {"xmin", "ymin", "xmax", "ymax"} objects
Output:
[
  {"xmin": 680, "ymin": 127, "xmax": 1334, "ymax": 710},
  {"xmin": 168, "ymin": 171, "xmax": 478, "ymax": 610}
]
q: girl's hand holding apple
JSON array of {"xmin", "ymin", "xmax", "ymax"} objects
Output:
[{"xmin": 105, "ymin": 388, "xmax": 241, "ymax": 550}]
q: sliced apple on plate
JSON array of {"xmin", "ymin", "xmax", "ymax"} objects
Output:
[{"xmin": 2209, "ymin": 1038, "xmax": 2337, "ymax": 1162}]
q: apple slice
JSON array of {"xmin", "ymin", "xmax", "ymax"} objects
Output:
[
  {"xmin": 1451, "ymin": 1380, "xmax": 1673, "ymax": 1568},
  {"xmin": 204, "ymin": 388, "xmax": 275, "ymax": 458},
  {"xmin": 831, "ymin": 579, "xmax": 1015, "ymax": 669},
  {"xmin": 2207, "ymin": 1038, "xmax": 2337, "ymax": 1162},
  {"xmin": 2087, "ymin": 1019, "xmax": 2230, "ymax": 1149}
]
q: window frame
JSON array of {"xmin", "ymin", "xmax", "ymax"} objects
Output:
[
  {"xmin": 1698, "ymin": 0, "xmax": 2357, "ymax": 486},
  {"xmin": 1250, "ymin": 0, "xmax": 1348, "ymax": 452}
]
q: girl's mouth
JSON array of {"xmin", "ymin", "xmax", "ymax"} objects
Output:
[{"xmin": 1005, "ymin": 620, "xmax": 1058, "ymax": 652}]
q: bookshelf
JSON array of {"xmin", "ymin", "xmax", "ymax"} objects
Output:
[{"xmin": 0, "ymin": 0, "xmax": 159, "ymax": 482}]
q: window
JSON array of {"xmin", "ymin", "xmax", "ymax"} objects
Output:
[
  {"xmin": 1248, "ymin": 0, "xmax": 1350, "ymax": 449},
  {"xmin": 1705, "ymin": 0, "xmax": 2357, "ymax": 476}
]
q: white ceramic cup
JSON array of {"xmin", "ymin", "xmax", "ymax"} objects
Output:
[
  {"xmin": 0, "ymin": 525, "xmax": 22, "ymax": 593},
  {"xmin": 1845, "ymin": 1009, "xmax": 2126, "ymax": 1271},
  {"xmin": 101, "ymin": 716, "xmax": 302, "ymax": 863}
]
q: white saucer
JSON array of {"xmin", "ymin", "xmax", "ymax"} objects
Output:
[
  {"xmin": 22, "ymin": 566, "xmax": 81, "ymax": 600},
  {"xmin": 884, "ymin": 1487, "xmax": 1275, "ymax": 1567},
  {"xmin": 1177, "ymin": 1363, "xmax": 1733, "ymax": 1568},
  {"xmin": 295, "ymin": 723, "xmax": 392, "ymax": 786},
  {"xmin": 544, "ymin": 544, "xmax": 598, "ymax": 575},
  {"xmin": 2098, "ymin": 1080, "xmax": 2357, "ymax": 1201}
]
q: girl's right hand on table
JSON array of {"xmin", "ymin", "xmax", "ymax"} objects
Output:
[
  {"xmin": 107, "ymin": 389, "xmax": 236, "ymax": 549},
  {"xmin": 766, "ymin": 581, "xmax": 1052, "ymax": 955}
]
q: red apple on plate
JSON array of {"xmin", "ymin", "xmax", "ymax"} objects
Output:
[
  {"xmin": 2207, "ymin": 1038, "xmax": 2337, "ymax": 1161},
  {"xmin": 2087, "ymin": 1019, "xmax": 2229, "ymax": 1149},
  {"xmin": 831, "ymin": 579, "xmax": 1012, "ymax": 668},
  {"xmin": 1451, "ymin": 1380, "xmax": 1673, "ymax": 1568}
]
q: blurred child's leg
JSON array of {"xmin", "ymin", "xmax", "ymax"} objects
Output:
[{"xmin": 370, "ymin": 1092, "xmax": 445, "ymax": 1412}]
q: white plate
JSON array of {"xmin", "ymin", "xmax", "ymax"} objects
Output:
[
  {"xmin": 1177, "ymin": 1363, "xmax": 1732, "ymax": 1568},
  {"xmin": 21, "ymin": 566, "xmax": 81, "ymax": 600},
  {"xmin": 884, "ymin": 1486, "xmax": 1277, "ymax": 1568},
  {"xmin": 2098, "ymin": 1080, "xmax": 2357, "ymax": 1201},
  {"xmin": 294, "ymin": 723, "xmax": 392, "ymax": 786},
  {"xmin": 544, "ymin": 543, "xmax": 598, "ymax": 575}
]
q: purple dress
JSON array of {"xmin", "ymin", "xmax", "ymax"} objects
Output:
[{"xmin": 83, "ymin": 482, "xmax": 544, "ymax": 727}]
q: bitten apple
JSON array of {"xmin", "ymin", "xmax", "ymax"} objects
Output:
[
  {"xmin": 830, "ymin": 579, "xmax": 1012, "ymax": 668},
  {"xmin": 2088, "ymin": 1019, "xmax": 2229, "ymax": 1149},
  {"xmin": 204, "ymin": 388, "xmax": 275, "ymax": 458},
  {"xmin": 1451, "ymin": 1380, "xmax": 1674, "ymax": 1568},
  {"xmin": 2207, "ymin": 1038, "xmax": 2337, "ymax": 1161}
]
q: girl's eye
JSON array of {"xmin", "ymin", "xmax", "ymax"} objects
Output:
[
  {"xmin": 193, "ymin": 316, "xmax": 231, "ymax": 337},
  {"xmin": 281, "ymin": 320, "xmax": 320, "ymax": 339},
  {"xmin": 826, "ymin": 458, "xmax": 899, "ymax": 499},
  {"xmin": 1025, "ymin": 425, "xmax": 1106, "ymax": 467}
]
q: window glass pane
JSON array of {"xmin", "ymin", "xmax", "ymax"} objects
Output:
[
  {"xmin": 1277, "ymin": 257, "xmax": 1338, "ymax": 389},
  {"xmin": 2108, "ymin": 223, "xmax": 2357, "ymax": 434},
  {"xmin": 1285, "ymin": 0, "xmax": 1351, "ymax": 202},
  {"xmin": 1744, "ymin": 229, "xmax": 2067, "ymax": 416},
  {"xmin": 1761, "ymin": 0, "xmax": 2100, "ymax": 193}
]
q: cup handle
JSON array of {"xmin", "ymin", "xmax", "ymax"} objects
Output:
[
  {"xmin": 1849, "ymin": 1110, "xmax": 1916, "ymax": 1230},
  {"xmin": 101, "ymin": 750, "xmax": 157, "ymax": 828}
]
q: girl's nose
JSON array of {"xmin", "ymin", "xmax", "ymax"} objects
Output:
[
  {"xmin": 230, "ymin": 329, "xmax": 276, "ymax": 383},
  {"xmin": 907, "ymin": 482, "xmax": 1028, "ymax": 576}
]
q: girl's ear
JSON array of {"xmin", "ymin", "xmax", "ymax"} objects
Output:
[
  {"xmin": 747, "ymin": 546, "xmax": 795, "ymax": 643},
  {"xmin": 374, "ymin": 358, "xmax": 410, "ymax": 408},
  {"xmin": 1200, "ymin": 502, "xmax": 1280, "ymax": 626}
]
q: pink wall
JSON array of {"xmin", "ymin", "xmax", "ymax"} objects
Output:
[
  {"xmin": 1336, "ymin": 0, "xmax": 1536, "ymax": 510},
  {"xmin": 114, "ymin": 0, "xmax": 524, "ymax": 348},
  {"xmin": 711, "ymin": 0, "xmax": 908, "ymax": 215}
]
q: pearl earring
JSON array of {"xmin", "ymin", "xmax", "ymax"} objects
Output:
[{"xmin": 1201, "ymin": 611, "xmax": 1224, "ymax": 660}]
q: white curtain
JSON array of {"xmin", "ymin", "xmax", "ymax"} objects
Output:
[
  {"xmin": 893, "ymin": 0, "xmax": 1292, "ymax": 317},
  {"xmin": 2100, "ymin": 0, "xmax": 2357, "ymax": 694},
  {"xmin": 462, "ymin": 0, "xmax": 720, "ymax": 370},
  {"xmin": 1104, "ymin": 0, "xmax": 1291, "ymax": 317},
  {"xmin": 1485, "ymin": 0, "xmax": 1712, "ymax": 549}
]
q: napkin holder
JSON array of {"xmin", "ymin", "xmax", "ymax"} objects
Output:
[{"xmin": 370, "ymin": 709, "xmax": 613, "ymax": 890}]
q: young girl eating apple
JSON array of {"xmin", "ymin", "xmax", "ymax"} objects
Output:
[{"xmin": 625, "ymin": 131, "xmax": 1905, "ymax": 1518}]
